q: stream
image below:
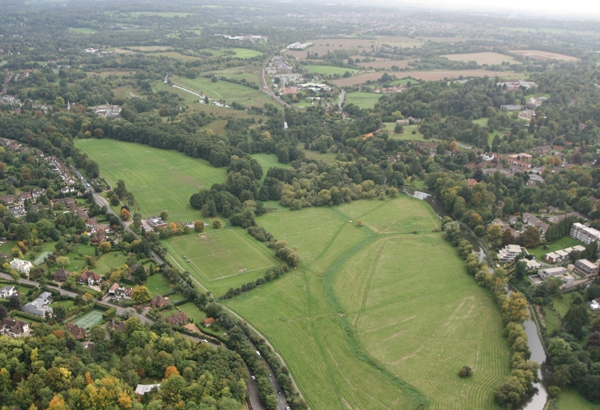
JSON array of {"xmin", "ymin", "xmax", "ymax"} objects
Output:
[{"xmin": 403, "ymin": 188, "xmax": 548, "ymax": 410}]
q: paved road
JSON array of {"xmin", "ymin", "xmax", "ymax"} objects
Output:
[{"xmin": 260, "ymin": 54, "xmax": 290, "ymax": 108}]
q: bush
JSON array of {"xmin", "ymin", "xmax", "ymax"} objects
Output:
[{"xmin": 548, "ymin": 386, "xmax": 561, "ymax": 398}]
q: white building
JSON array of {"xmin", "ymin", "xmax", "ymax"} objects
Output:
[
  {"xmin": 539, "ymin": 267, "xmax": 567, "ymax": 280},
  {"xmin": 571, "ymin": 223, "xmax": 600, "ymax": 249},
  {"xmin": 0, "ymin": 285, "xmax": 17, "ymax": 298},
  {"xmin": 10, "ymin": 258, "xmax": 33, "ymax": 274},
  {"xmin": 498, "ymin": 244, "xmax": 523, "ymax": 262},
  {"xmin": 135, "ymin": 384, "xmax": 161, "ymax": 395}
]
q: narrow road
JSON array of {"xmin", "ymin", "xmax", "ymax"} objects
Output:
[{"xmin": 260, "ymin": 54, "xmax": 290, "ymax": 108}]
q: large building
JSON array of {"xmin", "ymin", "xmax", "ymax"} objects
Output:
[
  {"xmin": 10, "ymin": 258, "xmax": 33, "ymax": 274},
  {"xmin": 574, "ymin": 259, "xmax": 599, "ymax": 277},
  {"xmin": 570, "ymin": 223, "xmax": 600, "ymax": 249},
  {"xmin": 498, "ymin": 244, "xmax": 523, "ymax": 262},
  {"xmin": 539, "ymin": 267, "xmax": 567, "ymax": 280}
]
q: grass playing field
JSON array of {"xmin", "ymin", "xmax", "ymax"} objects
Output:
[
  {"xmin": 170, "ymin": 75, "xmax": 271, "ymax": 108},
  {"xmin": 163, "ymin": 228, "xmax": 280, "ymax": 295},
  {"xmin": 344, "ymin": 92, "xmax": 382, "ymax": 109},
  {"xmin": 224, "ymin": 196, "xmax": 510, "ymax": 410},
  {"xmin": 72, "ymin": 309, "xmax": 104, "ymax": 329},
  {"xmin": 74, "ymin": 139, "xmax": 227, "ymax": 222}
]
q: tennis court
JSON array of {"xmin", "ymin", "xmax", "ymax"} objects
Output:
[{"xmin": 71, "ymin": 309, "xmax": 104, "ymax": 329}]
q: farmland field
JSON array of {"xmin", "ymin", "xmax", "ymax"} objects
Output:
[
  {"xmin": 357, "ymin": 59, "xmax": 413, "ymax": 69},
  {"xmin": 333, "ymin": 69, "xmax": 523, "ymax": 86},
  {"xmin": 441, "ymin": 52, "xmax": 521, "ymax": 65},
  {"xmin": 303, "ymin": 65, "xmax": 358, "ymax": 76},
  {"xmin": 68, "ymin": 27, "xmax": 97, "ymax": 34},
  {"xmin": 163, "ymin": 228, "xmax": 280, "ymax": 295},
  {"xmin": 344, "ymin": 92, "xmax": 382, "ymax": 109},
  {"xmin": 224, "ymin": 196, "xmax": 510, "ymax": 410},
  {"xmin": 510, "ymin": 50, "xmax": 580, "ymax": 61},
  {"xmin": 75, "ymin": 139, "xmax": 227, "ymax": 222}
]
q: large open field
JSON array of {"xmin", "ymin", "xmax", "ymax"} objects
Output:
[
  {"xmin": 510, "ymin": 50, "xmax": 580, "ymax": 61},
  {"xmin": 163, "ymin": 228, "xmax": 280, "ymax": 295},
  {"xmin": 303, "ymin": 65, "xmax": 359, "ymax": 76},
  {"xmin": 357, "ymin": 59, "xmax": 413, "ymax": 70},
  {"xmin": 75, "ymin": 139, "xmax": 226, "ymax": 222},
  {"xmin": 333, "ymin": 69, "xmax": 523, "ymax": 86},
  {"xmin": 344, "ymin": 92, "xmax": 383, "ymax": 109},
  {"xmin": 441, "ymin": 52, "xmax": 521, "ymax": 65},
  {"xmin": 171, "ymin": 75, "xmax": 271, "ymax": 108},
  {"xmin": 224, "ymin": 196, "xmax": 510, "ymax": 409}
]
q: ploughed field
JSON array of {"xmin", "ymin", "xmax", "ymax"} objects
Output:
[
  {"xmin": 75, "ymin": 139, "xmax": 226, "ymax": 222},
  {"xmin": 225, "ymin": 196, "xmax": 510, "ymax": 410}
]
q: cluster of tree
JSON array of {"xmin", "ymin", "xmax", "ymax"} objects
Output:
[
  {"xmin": 0, "ymin": 317, "xmax": 249, "ymax": 410},
  {"xmin": 544, "ymin": 291, "xmax": 600, "ymax": 403}
]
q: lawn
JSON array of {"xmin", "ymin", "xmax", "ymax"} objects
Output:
[
  {"xmin": 527, "ymin": 236, "xmax": 585, "ymax": 261},
  {"xmin": 71, "ymin": 309, "xmax": 104, "ymax": 329},
  {"xmin": 75, "ymin": 139, "xmax": 227, "ymax": 222},
  {"xmin": 224, "ymin": 196, "xmax": 510, "ymax": 410},
  {"xmin": 163, "ymin": 228, "xmax": 280, "ymax": 295},
  {"xmin": 94, "ymin": 252, "xmax": 129, "ymax": 277},
  {"xmin": 50, "ymin": 300, "xmax": 75, "ymax": 310},
  {"xmin": 554, "ymin": 386, "xmax": 600, "ymax": 409},
  {"xmin": 170, "ymin": 75, "xmax": 271, "ymax": 108},
  {"xmin": 251, "ymin": 153, "xmax": 290, "ymax": 183},
  {"xmin": 68, "ymin": 27, "xmax": 97, "ymax": 34},
  {"xmin": 542, "ymin": 290, "xmax": 588, "ymax": 334},
  {"xmin": 383, "ymin": 123, "xmax": 438, "ymax": 142},
  {"xmin": 145, "ymin": 273, "xmax": 172, "ymax": 296},
  {"xmin": 230, "ymin": 48, "xmax": 263, "ymax": 59},
  {"xmin": 344, "ymin": 92, "xmax": 382, "ymax": 109},
  {"xmin": 304, "ymin": 65, "xmax": 358, "ymax": 76}
]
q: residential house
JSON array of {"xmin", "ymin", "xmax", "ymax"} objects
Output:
[
  {"xmin": 526, "ymin": 259, "xmax": 542, "ymax": 270},
  {"xmin": 0, "ymin": 285, "xmax": 17, "ymax": 298},
  {"xmin": 95, "ymin": 103, "xmax": 122, "ymax": 118},
  {"xmin": 10, "ymin": 258, "xmax": 33, "ymax": 274},
  {"xmin": 0, "ymin": 194, "xmax": 15, "ymax": 204},
  {"xmin": 574, "ymin": 259, "xmax": 599, "ymax": 277},
  {"xmin": 91, "ymin": 233, "xmax": 107, "ymax": 244},
  {"xmin": 165, "ymin": 312, "xmax": 189, "ymax": 326},
  {"xmin": 78, "ymin": 271, "xmax": 102, "ymax": 286},
  {"xmin": 522, "ymin": 213, "xmax": 549, "ymax": 236},
  {"xmin": 591, "ymin": 298, "xmax": 600, "ymax": 311},
  {"xmin": 498, "ymin": 244, "xmax": 523, "ymax": 262},
  {"xmin": 53, "ymin": 269, "xmax": 70, "ymax": 282},
  {"xmin": 526, "ymin": 97, "xmax": 548, "ymax": 109},
  {"xmin": 0, "ymin": 317, "xmax": 29, "ymax": 337},
  {"xmin": 500, "ymin": 104, "xmax": 522, "ymax": 111},
  {"xmin": 21, "ymin": 291, "xmax": 53, "ymax": 317},
  {"xmin": 66, "ymin": 323, "xmax": 87, "ymax": 340},
  {"xmin": 150, "ymin": 295, "xmax": 169, "ymax": 308},
  {"xmin": 135, "ymin": 384, "xmax": 161, "ymax": 395},
  {"xmin": 396, "ymin": 119, "xmax": 409, "ymax": 126},
  {"xmin": 539, "ymin": 267, "xmax": 567, "ymax": 280},
  {"xmin": 544, "ymin": 245, "xmax": 585, "ymax": 263},
  {"xmin": 108, "ymin": 283, "xmax": 133, "ymax": 300},
  {"xmin": 8, "ymin": 205, "xmax": 26, "ymax": 217},
  {"xmin": 203, "ymin": 317, "xmax": 215, "ymax": 327},
  {"xmin": 82, "ymin": 341, "xmax": 96, "ymax": 350}
]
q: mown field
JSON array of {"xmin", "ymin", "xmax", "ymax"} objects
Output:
[
  {"xmin": 554, "ymin": 387, "xmax": 600, "ymax": 409},
  {"xmin": 171, "ymin": 75, "xmax": 271, "ymax": 107},
  {"xmin": 224, "ymin": 196, "xmax": 510, "ymax": 410},
  {"xmin": 344, "ymin": 92, "xmax": 382, "ymax": 109},
  {"xmin": 75, "ymin": 139, "xmax": 227, "ymax": 222},
  {"xmin": 303, "ymin": 65, "xmax": 358, "ymax": 75},
  {"xmin": 163, "ymin": 228, "xmax": 280, "ymax": 296},
  {"xmin": 441, "ymin": 52, "xmax": 521, "ymax": 65},
  {"xmin": 68, "ymin": 27, "xmax": 97, "ymax": 34},
  {"xmin": 510, "ymin": 50, "xmax": 580, "ymax": 61},
  {"xmin": 357, "ymin": 59, "xmax": 413, "ymax": 69}
]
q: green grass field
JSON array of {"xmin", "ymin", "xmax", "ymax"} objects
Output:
[
  {"xmin": 224, "ymin": 196, "xmax": 509, "ymax": 410},
  {"xmin": 382, "ymin": 123, "xmax": 439, "ymax": 142},
  {"xmin": 171, "ymin": 75, "xmax": 271, "ymax": 108},
  {"xmin": 75, "ymin": 139, "xmax": 227, "ymax": 222},
  {"xmin": 129, "ymin": 11, "xmax": 195, "ymax": 17},
  {"xmin": 230, "ymin": 48, "xmax": 262, "ymax": 59},
  {"xmin": 145, "ymin": 273, "xmax": 172, "ymax": 296},
  {"xmin": 344, "ymin": 92, "xmax": 382, "ymax": 109},
  {"xmin": 163, "ymin": 228, "xmax": 280, "ymax": 295},
  {"xmin": 554, "ymin": 386, "xmax": 600, "ymax": 409},
  {"xmin": 68, "ymin": 27, "xmax": 97, "ymax": 34},
  {"xmin": 304, "ymin": 65, "xmax": 359, "ymax": 76},
  {"xmin": 72, "ymin": 309, "xmax": 104, "ymax": 329},
  {"xmin": 251, "ymin": 153, "xmax": 290, "ymax": 183},
  {"xmin": 527, "ymin": 236, "xmax": 584, "ymax": 261}
]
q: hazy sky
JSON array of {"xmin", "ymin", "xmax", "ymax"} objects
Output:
[{"xmin": 394, "ymin": 0, "xmax": 600, "ymax": 19}]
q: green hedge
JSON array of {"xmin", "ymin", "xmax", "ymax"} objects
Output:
[
  {"xmin": 12, "ymin": 311, "xmax": 44, "ymax": 322},
  {"xmin": 102, "ymin": 307, "xmax": 117, "ymax": 319}
]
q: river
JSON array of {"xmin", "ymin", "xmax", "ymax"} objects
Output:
[{"xmin": 403, "ymin": 188, "xmax": 548, "ymax": 410}]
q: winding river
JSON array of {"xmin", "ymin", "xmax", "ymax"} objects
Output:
[{"xmin": 403, "ymin": 188, "xmax": 548, "ymax": 410}]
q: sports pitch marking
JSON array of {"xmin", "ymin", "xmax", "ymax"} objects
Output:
[{"xmin": 168, "ymin": 229, "xmax": 279, "ymax": 281}]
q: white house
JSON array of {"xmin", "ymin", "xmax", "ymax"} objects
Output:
[
  {"xmin": 590, "ymin": 298, "xmax": 600, "ymax": 311},
  {"xmin": 135, "ymin": 384, "xmax": 161, "ymax": 395},
  {"xmin": 10, "ymin": 259, "xmax": 33, "ymax": 274},
  {"xmin": 498, "ymin": 244, "xmax": 523, "ymax": 262},
  {"xmin": 0, "ymin": 286, "xmax": 17, "ymax": 298}
]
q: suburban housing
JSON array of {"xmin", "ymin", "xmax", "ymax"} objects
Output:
[{"xmin": 21, "ymin": 291, "xmax": 53, "ymax": 317}]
